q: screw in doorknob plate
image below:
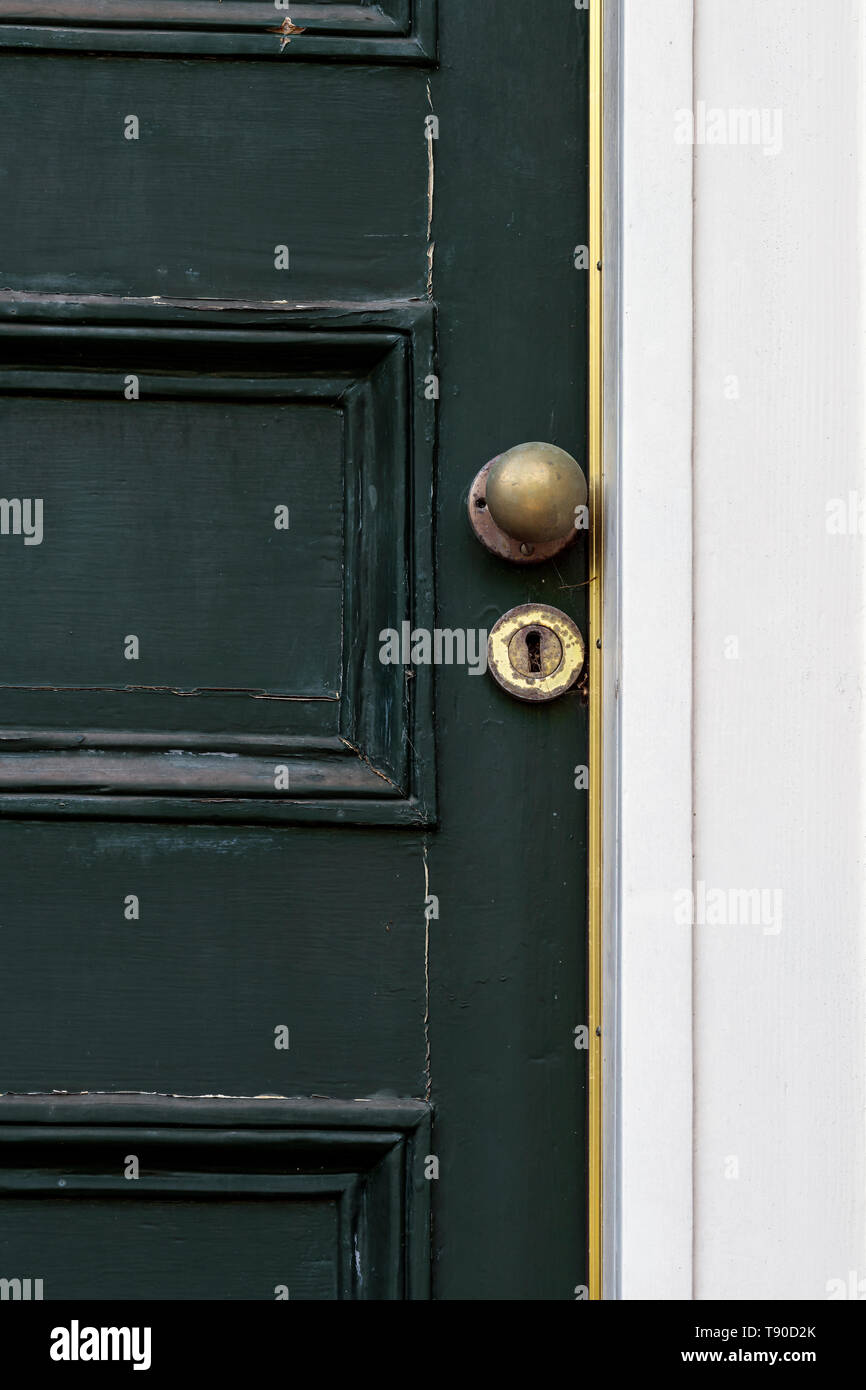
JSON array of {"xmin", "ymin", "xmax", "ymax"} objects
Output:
[{"xmin": 488, "ymin": 604, "xmax": 585, "ymax": 703}]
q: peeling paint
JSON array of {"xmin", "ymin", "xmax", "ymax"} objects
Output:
[
  {"xmin": 269, "ymin": 15, "xmax": 306, "ymax": 52},
  {"xmin": 0, "ymin": 290, "xmax": 427, "ymax": 315},
  {"xmin": 423, "ymin": 838, "xmax": 431, "ymax": 1103},
  {"xmin": 0, "ymin": 1090, "xmax": 300, "ymax": 1101},
  {"xmin": 1, "ymin": 1090, "xmax": 430, "ymax": 1104},
  {"xmin": 426, "ymin": 80, "xmax": 435, "ymax": 299},
  {"xmin": 0, "ymin": 683, "xmax": 336, "ymax": 702}
]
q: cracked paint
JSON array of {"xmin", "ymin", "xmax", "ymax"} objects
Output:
[
  {"xmin": 426, "ymin": 80, "xmax": 435, "ymax": 299},
  {"xmin": 423, "ymin": 838, "xmax": 431, "ymax": 1103},
  {"xmin": 338, "ymin": 737, "xmax": 404, "ymax": 795}
]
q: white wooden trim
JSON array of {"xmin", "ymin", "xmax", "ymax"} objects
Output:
[
  {"xmin": 690, "ymin": 0, "xmax": 866, "ymax": 1300},
  {"xmin": 612, "ymin": 0, "xmax": 695, "ymax": 1300},
  {"xmin": 612, "ymin": 0, "xmax": 866, "ymax": 1301}
]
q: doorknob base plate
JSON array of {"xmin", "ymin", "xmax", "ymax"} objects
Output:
[{"xmin": 468, "ymin": 455, "xmax": 581, "ymax": 564}]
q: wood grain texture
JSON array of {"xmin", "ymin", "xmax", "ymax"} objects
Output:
[
  {"xmin": 0, "ymin": 1193, "xmax": 342, "ymax": 1299},
  {"xmin": 0, "ymin": 750, "xmax": 398, "ymax": 795},
  {"xmin": 0, "ymin": 822, "xmax": 428, "ymax": 1096},
  {"xmin": 0, "ymin": 57, "xmax": 429, "ymax": 300},
  {"xmin": 0, "ymin": 1, "xmax": 406, "ymax": 27},
  {"xmin": 0, "ymin": 397, "xmax": 344, "ymax": 691}
]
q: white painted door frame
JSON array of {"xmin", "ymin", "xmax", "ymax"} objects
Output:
[
  {"xmin": 606, "ymin": 0, "xmax": 866, "ymax": 1301},
  {"xmin": 602, "ymin": 0, "xmax": 695, "ymax": 1300}
]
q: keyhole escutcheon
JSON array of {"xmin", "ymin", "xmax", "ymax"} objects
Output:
[{"xmin": 507, "ymin": 623, "xmax": 563, "ymax": 678}]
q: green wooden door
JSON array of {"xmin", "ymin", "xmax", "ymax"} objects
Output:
[{"xmin": 0, "ymin": 1, "xmax": 590, "ymax": 1301}]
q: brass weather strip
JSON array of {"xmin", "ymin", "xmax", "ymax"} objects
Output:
[{"xmin": 587, "ymin": 0, "xmax": 605, "ymax": 1303}]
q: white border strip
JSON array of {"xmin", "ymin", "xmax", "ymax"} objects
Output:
[{"xmin": 612, "ymin": 0, "xmax": 695, "ymax": 1299}]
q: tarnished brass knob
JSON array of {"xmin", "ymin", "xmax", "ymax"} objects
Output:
[
  {"xmin": 468, "ymin": 442, "xmax": 588, "ymax": 563},
  {"xmin": 487, "ymin": 443, "xmax": 587, "ymax": 543}
]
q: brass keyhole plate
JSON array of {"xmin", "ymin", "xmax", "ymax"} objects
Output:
[{"xmin": 488, "ymin": 604, "xmax": 585, "ymax": 703}]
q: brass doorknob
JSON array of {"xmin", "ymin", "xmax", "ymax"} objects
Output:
[{"xmin": 468, "ymin": 442, "xmax": 588, "ymax": 563}]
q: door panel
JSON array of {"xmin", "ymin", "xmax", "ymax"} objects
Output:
[
  {"xmin": 0, "ymin": 823, "xmax": 426, "ymax": 1095},
  {"xmin": 0, "ymin": 57, "xmax": 428, "ymax": 301},
  {"xmin": 0, "ymin": 395, "xmax": 344, "ymax": 691},
  {"xmin": 0, "ymin": 1097, "xmax": 431, "ymax": 1300},
  {"xmin": 0, "ymin": 305, "xmax": 435, "ymax": 820},
  {"xmin": 0, "ymin": 0, "xmax": 589, "ymax": 1300}
]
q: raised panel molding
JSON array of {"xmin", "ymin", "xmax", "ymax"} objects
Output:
[
  {"xmin": 0, "ymin": 1095, "xmax": 432, "ymax": 1300},
  {"xmin": 0, "ymin": 0, "xmax": 436, "ymax": 61},
  {"xmin": 0, "ymin": 299, "xmax": 435, "ymax": 825}
]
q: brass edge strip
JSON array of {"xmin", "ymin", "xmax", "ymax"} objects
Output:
[{"xmin": 587, "ymin": 0, "xmax": 604, "ymax": 1302}]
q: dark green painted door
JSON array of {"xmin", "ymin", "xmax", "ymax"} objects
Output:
[{"xmin": 0, "ymin": 1, "xmax": 589, "ymax": 1300}]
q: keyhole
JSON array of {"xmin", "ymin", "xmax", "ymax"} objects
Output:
[{"xmin": 525, "ymin": 629, "xmax": 543, "ymax": 673}]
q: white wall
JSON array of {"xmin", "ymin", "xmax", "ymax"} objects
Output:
[
  {"xmin": 692, "ymin": 0, "xmax": 866, "ymax": 1302},
  {"xmin": 617, "ymin": 0, "xmax": 866, "ymax": 1299}
]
